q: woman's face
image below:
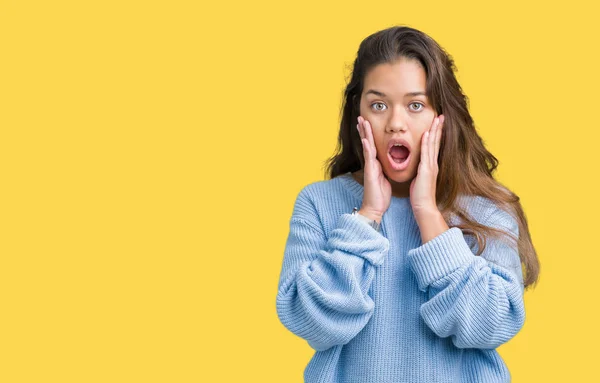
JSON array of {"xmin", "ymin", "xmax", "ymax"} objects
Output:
[{"xmin": 359, "ymin": 57, "xmax": 437, "ymax": 189}]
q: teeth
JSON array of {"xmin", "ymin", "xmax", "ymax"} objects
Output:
[{"xmin": 390, "ymin": 143, "xmax": 409, "ymax": 152}]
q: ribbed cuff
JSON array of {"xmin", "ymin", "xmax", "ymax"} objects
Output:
[
  {"xmin": 407, "ymin": 227, "xmax": 474, "ymax": 291},
  {"xmin": 328, "ymin": 213, "xmax": 390, "ymax": 266}
]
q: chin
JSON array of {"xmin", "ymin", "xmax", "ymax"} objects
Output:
[{"xmin": 383, "ymin": 167, "xmax": 413, "ymax": 183}]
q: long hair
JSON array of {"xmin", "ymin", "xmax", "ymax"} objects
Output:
[{"xmin": 324, "ymin": 25, "xmax": 540, "ymax": 290}]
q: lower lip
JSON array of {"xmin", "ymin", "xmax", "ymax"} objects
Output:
[{"xmin": 387, "ymin": 151, "xmax": 411, "ymax": 171}]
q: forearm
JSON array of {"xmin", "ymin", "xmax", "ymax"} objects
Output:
[
  {"xmin": 415, "ymin": 209, "xmax": 450, "ymax": 244},
  {"xmin": 276, "ymin": 211, "xmax": 390, "ymax": 351},
  {"xmin": 407, "ymin": 206, "xmax": 526, "ymax": 349}
]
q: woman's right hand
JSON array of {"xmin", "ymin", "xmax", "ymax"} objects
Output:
[{"xmin": 356, "ymin": 115, "xmax": 392, "ymax": 223}]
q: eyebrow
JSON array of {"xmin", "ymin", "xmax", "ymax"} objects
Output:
[{"xmin": 365, "ymin": 89, "xmax": 427, "ymax": 98}]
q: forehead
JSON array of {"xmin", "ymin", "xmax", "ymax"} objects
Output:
[{"xmin": 363, "ymin": 58, "xmax": 426, "ymax": 95}]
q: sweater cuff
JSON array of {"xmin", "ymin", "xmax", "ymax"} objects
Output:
[
  {"xmin": 407, "ymin": 227, "xmax": 474, "ymax": 291},
  {"xmin": 328, "ymin": 213, "xmax": 390, "ymax": 266}
]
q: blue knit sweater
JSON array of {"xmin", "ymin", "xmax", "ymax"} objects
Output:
[{"xmin": 276, "ymin": 172, "xmax": 525, "ymax": 383}]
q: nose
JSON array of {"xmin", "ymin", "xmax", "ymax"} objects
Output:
[{"xmin": 385, "ymin": 106, "xmax": 407, "ymax": 133}]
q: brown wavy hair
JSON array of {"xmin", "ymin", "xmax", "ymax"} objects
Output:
[{"xmin": 324, "ymin": 25, "xmax": 540, "ymax": 290}]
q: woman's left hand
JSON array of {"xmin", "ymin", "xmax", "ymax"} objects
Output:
[{"xmin": 410, "ymin": 114, "xmax": 445, "ymax": 217}]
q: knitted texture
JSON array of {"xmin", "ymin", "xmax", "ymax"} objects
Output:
[{"xmin": 275, "ymin": 172, "xmax": 525, "ymax": 383}]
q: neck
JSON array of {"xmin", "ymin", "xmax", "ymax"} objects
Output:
[{"xmin": 352, "ymin": 169, "xmax": 411, "ymax": 199}]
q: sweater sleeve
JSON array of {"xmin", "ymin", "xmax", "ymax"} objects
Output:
[
  {"xmin": 407, "ymin": 206, "xmax": 525, "ymax": 350},
  {"xmin": 275, "ymin": 187, "xmax": 390, "ymax": 351}
]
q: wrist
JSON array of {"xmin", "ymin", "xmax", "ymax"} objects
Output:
[
  {"xmin": 414, "ymin": 207, "xmax": 441, "ymax": 223},
  {"xmin": 358, "ymin": 209, "xmax": 383, "ymax": 224}
]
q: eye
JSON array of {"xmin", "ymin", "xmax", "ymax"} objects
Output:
[
  {"xmin": 371, "ymin": 102, "xmax": 387, "ymax": 111},
  {"xmin": 409, "ymin": 102, "xmax": 424, "ymax": 112}
]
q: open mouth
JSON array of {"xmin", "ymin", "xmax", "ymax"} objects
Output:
[
  {"xmin": 387, "ymin": 144, "xmax": 411, "ymax": 171},
  {"xmin": 389, "ymin": 145, "xmax": 410, "ymax": 163}
]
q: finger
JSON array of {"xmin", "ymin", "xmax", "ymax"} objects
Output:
[
  {"xmin": 356, "ymin": 121, "xmax": 367, "ymax": 165},
  {"xmin": 362, "ymin": 138, "xmax": 370, "ymax": 160},
  {"xmin": 359, "ymin": 120, "xmax": 368, "ymax": 152},
  {"xmin": 422, "ymin": 130, "xmax": 429, "ymax": 167},
  {"xmin": 434, "ymin": 115, "xmax": 443, "ymax": 164},
  {"xmin": 363, "ymin": 138, "xmax": 376, "ymax": 172},
  {"xmin": 429, "ymin": 117, "xmax": 438, "ymax": 165},
  {"xmin": 364, "ymin": 119, "xmax": 376, "ymax": 154}
]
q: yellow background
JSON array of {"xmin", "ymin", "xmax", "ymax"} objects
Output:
[{"xmin": 1, "ymin": 0, "xmax": 598, "ymax": 381}]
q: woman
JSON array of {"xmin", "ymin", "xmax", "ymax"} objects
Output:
[{"xmin": 275, "ymin": 25, "xmax": 540, "ymax": 383}]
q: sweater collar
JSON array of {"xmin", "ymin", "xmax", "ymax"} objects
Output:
[{"xmin": 339, "ymin": 172, "xmax": 410, "ymax": 204}]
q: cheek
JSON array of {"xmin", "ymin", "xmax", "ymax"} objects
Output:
[
  {"xmin": 358, "ymin": 103, "xmax": 368, "ymax": 119},
  {"xmin": 371, "ymin": 134, "xmax": 386, "ymax": 157},
  {"xmin": 416, "ymin": 126, "xmax": 431, "ymax": 143},
  {"xmin": 370, "ymin": 130, "xmax": 384, "ymax": 148}
]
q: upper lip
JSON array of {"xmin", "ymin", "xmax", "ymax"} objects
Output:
[{"xmin": 387, "ymin": 138, "xmax": 411, "ymax": 153}]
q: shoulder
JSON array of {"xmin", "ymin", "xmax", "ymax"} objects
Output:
[
  {"xmin": 455, "ymin": 194, "xmax": 497, "ymax": 221},
  {"xmin": 454, "ymin": 195, "xmax": 521, "ymax": 273},
  {"xmin": 455, "ymin": 194, "xmax": 517, "ymax": 234},
  {"xmin": 295, "ymin": 176, "xmax": 346, "ymax": 205},
  {"xmin": 289, "ymin": 175, "xmax": 358, "ymax": 237},
  {"xmin": 290, "ymin": 176, "xmax": 345, "ymax": 222}
]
